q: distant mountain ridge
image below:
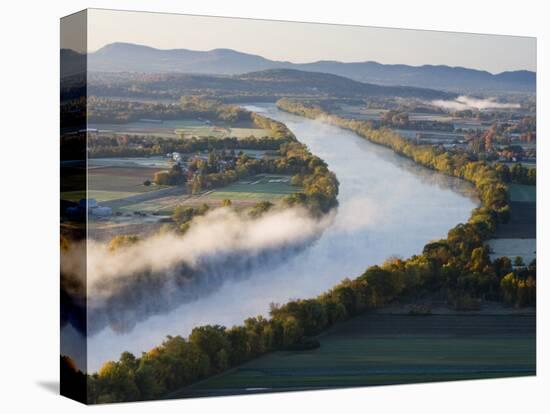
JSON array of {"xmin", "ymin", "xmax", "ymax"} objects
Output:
[{"xmin": 84, "ymin": 42, "xmax": 535, "ymax": 93}]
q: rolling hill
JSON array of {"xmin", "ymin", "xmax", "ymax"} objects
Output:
[{"xmin": 88, "ymin": 68, "xmax": 455, "ymax": 100}]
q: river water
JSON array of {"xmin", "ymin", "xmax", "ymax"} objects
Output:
[{"xmin": 84, "ymin": 103, "xmax": 478, "ymax": 371}]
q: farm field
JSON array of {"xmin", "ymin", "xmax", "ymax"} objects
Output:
[
  {"xmin": 89, "ymin": 157, "xmax": 171, "ymax": 169},
  {"xmin": 487, "ymin": 238, "xmax": 536, "ymax": 263},
  {"xmin": 226, "ymin": 127, "xmax": 274, "ymax": 139},
  {"xmin": 88, "ymin": 215, "xmax": 166, "ymax": 241},
  {"xmin": 109, "ymin": 174, "xmax": 298, "ymax": 213},
  {"xmin": 394, "ymin": 129, "xmax": 464, "ymax": 141},
  {"xmin": 174, "ymin": 314, "xmax": 535, "ymax": 398},
  {"xmin": 331, "ymin": 105, "xmax": 488, "ymax": 132},
  {"xmin": 204, "ymin": 174, "xmax": 299, "ymax": 201},
  {"xmin": 61, "ymin": 165, "xmax": 170, "ymax": 202},
  {"xmin": 409, "ymin": 113, "xmax": 455, "ymax": 122},
  {"xmin": 492, "ymin": 185, "xmax": 536, "ymax": 239},
  {"xmin": 486, "ymin": 183, "xmax": 536, "ymax": 259},
  {"xmin": 91, "ymin": 119, "xmax": 273, "ymax": 139},
  {"xmin": 333, "ymin": 105, "xmax": 387, "ymax": 121},
  {"xmin": 114, "ymin": 192, "xmax": 190, "ymax": 214},
  {"xmin": 508, "ymin": 184, "xmax": 536, "ymax": 203},
  {"xmin": 189, "ymin": 149, "xmax": 273, "ymax": 159},
  {"xmin": 504, "ymin": 161, "xmax": 536, "ymax": 169},
  {"xmin": 88, "ymin": 166, "xmax": 165, "ymax": 202}
]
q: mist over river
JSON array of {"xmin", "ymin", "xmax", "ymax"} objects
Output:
[{"xmin": 83, "ymin": 104, "xmax": 478, "ymax": 371}]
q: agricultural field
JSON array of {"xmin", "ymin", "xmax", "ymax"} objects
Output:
[
  {"xmin": 87, "ymin": 166, "xmax": 165, "ymax": 202},
  {"xmin": 486, "ymin": 183, "xmax": 536, "ymax": 259},
  {"xmin": 111, "ymin": 190, "xmax": 190, "ymax": 214},
  {"xmin": 173, "ymin": 313, "xmax": 535, "ymax": 398},
  {"xmin": 91, "ymin": 119, "xmax": 273, "ymax": 139},
  {"xmin": 61, "ymin": 159, "xmax": 171, "ymax": 202},
  {"xmin": 204, "ymin": 174, "xmax": 299, "ymax": 202},
  {"xmin": 104, "ymin": 174, "xmax": 299, "ymax": 214},
  {"xmin": 508, "ymin": 184, "xmax": 536, "ymax": 203},
  {"xmin": 189, "ymin": 149, "xmax": 274, "ymax": 160},
  {"xmin": 333, "ymin": 105, "xmax": 387, "ymax": 121},
  {"xmin": 225, "ymin": 127, "xmax": 274, "ymax": 139},
  {"xmin": 503, "ymin": 161, "xmax": 536, "ymax": 169},
  {"xmin": 487, "ymin": 238, "xmax": 536, "ymax": 263},
  {"xmin": 492, "ymin": 184, "xmax": 536, "ymax": 239},
  {"xmin": 89, "ymin": 157, "xmax": 171, "ymax": 169},
  {"xmin": 88, "ymin": 215, "xmax": 167, "ymax": 241}
]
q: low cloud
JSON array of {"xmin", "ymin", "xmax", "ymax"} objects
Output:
[{"xmin": 431, "ymin": 95, "xmax": 520, "ymax": 111}]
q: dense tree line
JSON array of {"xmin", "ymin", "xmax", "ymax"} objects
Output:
[
  {"xmin": 494, "ymin": 162, "xmax": 536, "ymax": 185},
  {"xmin": 89, "ymin": 135, "xmax": 291, "ymax": 158},
  {"xmin": 82, "ymin": 99, "xmax": 533, "ymax": 403}
]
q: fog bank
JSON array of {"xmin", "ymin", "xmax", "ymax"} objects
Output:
[
  {"xmin": 61, "ymin": 206, "xmax": 334, "ymax": 334},
  {"xmin": 431, "ymin": 95, "xmax": 520, "ymax": 111}
]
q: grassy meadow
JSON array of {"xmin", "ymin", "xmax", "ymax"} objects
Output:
[{"xmin": 174, "ymin": 313, "xmax": 535, "ymax": 397}]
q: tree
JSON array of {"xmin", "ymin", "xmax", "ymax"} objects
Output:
[
  {"xmin": 281, "ymin": 316, "xmax": 302, "ymax": 346},
  {"xmin": 96, "ymin": 360, "xmax": 140, "ymax": 402},
  {"xmin": 493, "ymin": 256, "xmax": 513, "ymax": 277},
  {"xmin": 172, "ymin": 205, "xmax": 196, "ymax": 224},
  {"xmin": 134, "ymin": 364, "xmax": 163, "ymax": 400},
  {"xmin": 514, "ymin": 256, "xmax": 525, "ymax": 267},
  {"xmin": 153, "ymin": 171, "xmax": 170, "ymax": 186},
  {"xmin": 188, "ymin": 325, "xmax": 231, "ymax": 372},
  {"xmin": 468, "ymin": 246, "xmax": 491, "ymax": 273},
  {"xmin": 108, "ymin": 235, "xmax": 139, "ymax": 252},
  {"xmin": 249, "ymin": 201, "xmax": 274, "ymax": 218}
]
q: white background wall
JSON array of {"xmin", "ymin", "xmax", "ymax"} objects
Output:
[{"xmin": 0, "ymin": 0, "xmax": 547, "ymax": 412}]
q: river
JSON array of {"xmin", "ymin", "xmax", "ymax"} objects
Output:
[{"xmin": 83, "ymin": 103, "xmax": 478, "ymax": 371}]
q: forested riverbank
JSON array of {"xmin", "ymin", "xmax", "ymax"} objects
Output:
[{"xmin": 276, "ymin": 98, "xmax": 536, "ymax": 307}]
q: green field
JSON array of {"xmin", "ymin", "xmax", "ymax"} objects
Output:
[
  {"xmin": 228, "ymin": 127, "xmax": 273, "ymax": 139},
  {"xmin": 111, "ymin": 174, "xmax": 299, "ymax": 213},
  {"xmin": 94, "ymin": 120, "xmax": 272, "ymax": 139},
  {"xmin": 175, "ymin": 126, "xmax": 272, "ymax": 139},
  {"xmin": 173, "ymin": 314, "xmax": 535, "ymax": 398},
  {"xmin": 205, "ymin": 174, "xmax": 299, "ymax": 201},
  {"xmin": 508, "ymin": 184, "xmax": 536, "ymax": 203},
  {"xmin": 115, "ymin": 193, "xmax": 189, "ymax": 214}
]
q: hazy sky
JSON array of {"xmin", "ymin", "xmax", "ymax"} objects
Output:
[{"xmin": 85, "ymin": 9, "xmax": 536, "ymax": 73}]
